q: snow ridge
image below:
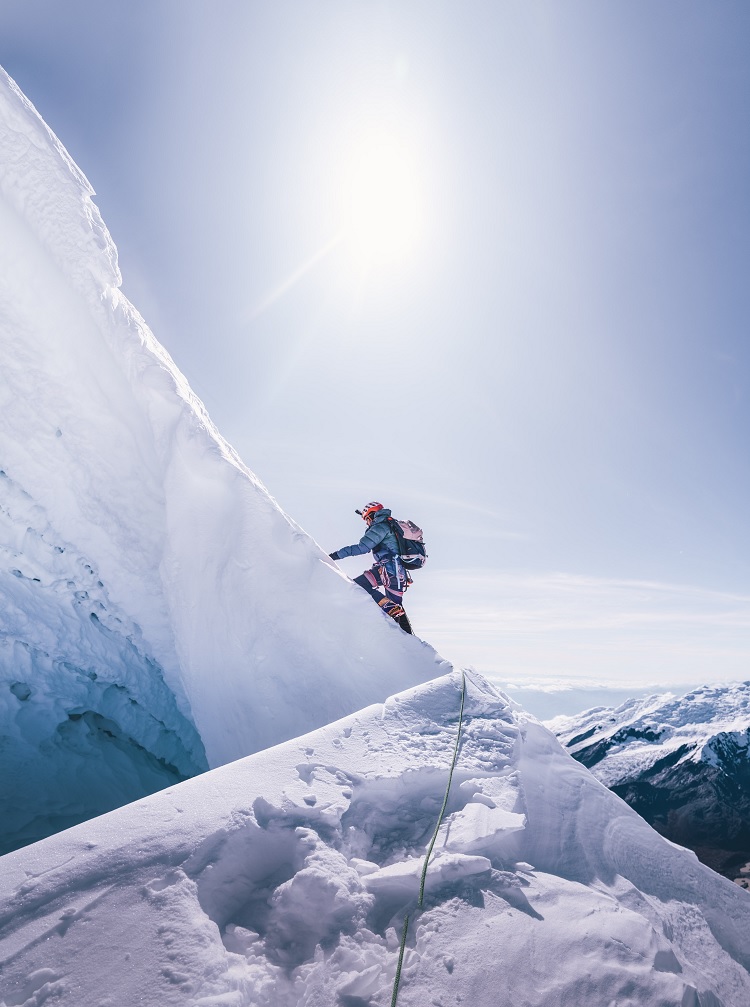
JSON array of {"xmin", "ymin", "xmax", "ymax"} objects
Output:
[{"xmin": 1, "ymin": 673, "xmax": 748, "ymax": 1007}]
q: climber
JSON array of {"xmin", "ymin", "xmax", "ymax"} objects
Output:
[{"xmin": 329, "ymin": 502, "xmax": 413, "ymax": 633}]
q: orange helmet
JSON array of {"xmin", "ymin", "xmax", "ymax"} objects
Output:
[{"xmin": 355, "ymin": 501, "xmax": 384, "ymax": 521}]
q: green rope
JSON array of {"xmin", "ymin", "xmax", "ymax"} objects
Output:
[
  {"xmin": 419, "ymin": 668, "xmax": 466, "ymax": 908},
  {"xmin": 389, "ymin": 914, "xmax": 410, "ymax": 1007},
  {"xmin": 389, "ymin": 669, "xmax": 467, "ymax": 1005}
]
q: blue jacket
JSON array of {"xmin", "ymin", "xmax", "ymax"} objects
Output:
[{"xmin": 334, "ymin": 509, "xmax": 399, "ymax": 563}]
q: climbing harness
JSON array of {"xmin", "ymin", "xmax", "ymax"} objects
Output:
[{"xmin": 390, "ymin": 669, "xmax": 467, "ymax": 1007}]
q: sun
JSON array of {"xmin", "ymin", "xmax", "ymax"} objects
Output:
[{"xmin": 341, "ymin": 132, "xmax": 422, "ymax": 266}]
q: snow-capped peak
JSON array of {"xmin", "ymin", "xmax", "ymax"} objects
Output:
[{"xmin": 551, "ymin": 680, "xmax": 750, "ymax": 784}]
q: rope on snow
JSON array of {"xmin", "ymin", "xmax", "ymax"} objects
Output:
[{"xmin": 390, "ymin": 668, "xmax": 467, "ymax": 1006}]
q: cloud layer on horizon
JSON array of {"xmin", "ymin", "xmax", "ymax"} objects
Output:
[{"xmin": 407, "ymin": 570, "xmax": 750, "ymax": 687}]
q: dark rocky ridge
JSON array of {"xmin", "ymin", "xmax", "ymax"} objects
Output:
[{"xmin": 551, "ymin": 684, "xmax": 750, "ymax": 887}]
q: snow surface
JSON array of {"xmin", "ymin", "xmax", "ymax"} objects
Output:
[
  {"xmin": 1, "ymin": 671, "xmax": 748, "ymax": 1007},
  {"xmin": 549, "ymin": 681, "xmax": 750, "ymax": 787},
  {"xmin": 0, "ymin": 66, "xmax": 445, "ymax": 850}
]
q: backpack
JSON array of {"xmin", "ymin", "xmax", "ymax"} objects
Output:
[{"xmin": 388, "ymin": 517, "xmax": 428, "ymax": 570}]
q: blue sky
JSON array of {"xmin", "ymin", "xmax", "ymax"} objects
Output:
[{"xmin": 2, "ymin": 1, "xmax": 749, "ymax": 697}]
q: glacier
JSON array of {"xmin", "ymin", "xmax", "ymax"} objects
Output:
[{"xmin": 0, "ymin": 65, "xmax": 443, "ymax": 853}]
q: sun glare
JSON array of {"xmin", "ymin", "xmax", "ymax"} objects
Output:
[{"xmin": 342, "ymin": 133, "xmax": 422, "ymax": 266}]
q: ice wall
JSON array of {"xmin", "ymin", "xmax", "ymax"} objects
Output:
[
  {"xmin": 0, "ymin": 67, "xmax": 444, "ymax": 851},
  {"xmin": 0, "ymin": 467, "xmax": 208, "ymax": 853}
]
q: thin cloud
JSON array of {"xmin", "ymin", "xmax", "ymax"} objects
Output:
[{"xmin": 407, "ymin": 570, "xmax": 750, "ymax": 687}]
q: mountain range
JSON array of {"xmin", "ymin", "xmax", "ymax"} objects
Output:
[{"xmin": 550, "ymin": 681, "xmax": 750, "ymax": 887}]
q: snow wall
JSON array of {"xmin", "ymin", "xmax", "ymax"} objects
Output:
[{"xmin": 0, "ymin": 67, "xmax": 446, "ymax": 853}]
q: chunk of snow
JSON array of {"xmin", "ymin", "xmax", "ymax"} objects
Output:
[
  {"xmin": 362, "ymin": 851, "xmax": 492, "ymax": 897},
  {"xmin": 441, "ymin": 801, "xmax": 526, "ymax": 853}
]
